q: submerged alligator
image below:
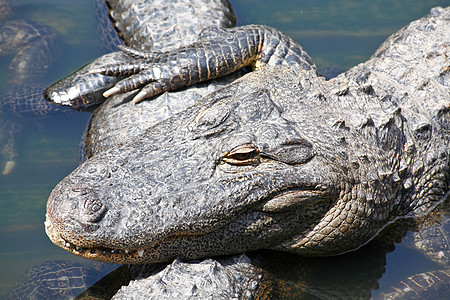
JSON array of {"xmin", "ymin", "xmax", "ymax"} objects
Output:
[
  {"xmin": 6, "ymin": 260, "xmax": 123, "ymax": 300},
  {"xmin": 0, "ymin": 0, "xmax": 66, "ymax": 175},
  {"xmin": 45, "ymin": 6, "xmax": 449, "ymax": 264}
]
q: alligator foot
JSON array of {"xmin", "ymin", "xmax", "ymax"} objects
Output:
[{"xmin": 89, "ymin": 25, "xmax": 315, "ymax": 103}]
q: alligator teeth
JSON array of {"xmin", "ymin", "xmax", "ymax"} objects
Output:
[
  {"xmin": 65, "ymin": 242, "xmax": 71, "ymax": 248},
  {"xmin": 137, "ymin": 249, "xmax": 144, "ymax": 257},
  {"xmin": 44, "ymin": 220, "xmax": 51, "ymax": 228}
]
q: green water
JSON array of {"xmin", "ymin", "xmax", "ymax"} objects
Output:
[
  {"xmin": 0, "ymin": 0, "xmax": 448, "ymax": 298},
  {"xmin": 0, "ymin": 0, "xmax": 102, "ymax": 297}
]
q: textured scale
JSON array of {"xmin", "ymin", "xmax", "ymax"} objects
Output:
[
  {"xmin": 94, "ymin": 0, "xmax": 124, "ymax": 52},
  {"xmin": 375, "ymin": 270, "xmax": 450, "ymax": 300},
  {"xmin": 1, "ymin": 20, "xmax": 61, "ymax": 85},
  {"xmin": 104, "ymin": 0, "xmax": 235, "ymax": 51},
  {"xmin": 84, "ymin": 0, "xmax": 245, "ymax": 156},
  {"xmin": 46, "ymin": 8, "xmax": 316, "ymax": 155},
  {"xmin": 5, "ymin": 261, "xmax": 104, "ymax": 300},
  {"xmin": 0, "ymin": 19, "xmax": 62, "ymax": 115}
]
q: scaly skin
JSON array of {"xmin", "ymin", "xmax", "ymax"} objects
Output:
[
  {"xmin": 82, "ymin": 24, "xmax": 314, "ymax": 156},
  {"xmin": 375, "ymin": 269, "xmax": 450, "ymax": 300},
  {"xmin": 5, "ymin": 261, "xmax": 106, "ymax": 300},
  {"xmin": 45, "ymin": 0, "xmax": 242, "ymax": 158},
  {"xmin": 85, "ymin": 0, "xmax": 242, "ymax": 158},
  {"xmin": 113, "ymin": 255, "xmax": 267, "ymax": 299},
  {"xmin": 45, "ymin": 7, "xmax": 449, "ymax": 264}
]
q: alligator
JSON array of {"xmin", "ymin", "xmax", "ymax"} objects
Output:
[
  {"xmin": 45, "ymin": 4, "xmax": 449, "ymax": 268},
  {"xmin": 10, "ymin": 213, "xmax": 450, "ymax": 299},
  {"xmin": 5, "ymin": 261, "xmax": 122, "ymax": 300},
  {"xmin": 40, "ymin": 1, "xmax": 449, "ymax": 298},
  {"xmin": 0, "ymin": 0, "xmax": 66, "ymax": 175}
]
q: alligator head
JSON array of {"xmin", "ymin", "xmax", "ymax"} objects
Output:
[
  {"xmin": 45, "ymin": 60, "xmax": 449, "ymax": 264},
  {"xmin": 44, "ymin": 73, "xmax": 326, "ymax": 263}
]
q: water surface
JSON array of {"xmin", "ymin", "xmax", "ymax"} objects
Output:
[{"xmin": 0, "ymin": 0, "xmax": 448, "ymax": 298}]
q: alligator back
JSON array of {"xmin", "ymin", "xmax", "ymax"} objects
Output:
[
  {"xmin": 104, "ymin": 0, "xmax": 235, "ymax": 51},
  {"xmin": 0, "ymin": 1, "xmax": 65, "ymax": 174}
]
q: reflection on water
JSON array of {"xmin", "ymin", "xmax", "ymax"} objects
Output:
[{"xmin": 0, "ymin": 0, "xmax": 448, "ymax": 298}]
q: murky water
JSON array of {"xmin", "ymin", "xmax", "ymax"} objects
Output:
[{"xmin": 0, "ymin": 0, "xmax": 448, "ymax": 298}]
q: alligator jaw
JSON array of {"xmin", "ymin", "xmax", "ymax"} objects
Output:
[
  {"xmin": 44, "ymin": 213, "xmax": 181, "ymax": 264},
  {"xmin": 45, "ymin": 183, "xmax": 332, "ymax": 264}
]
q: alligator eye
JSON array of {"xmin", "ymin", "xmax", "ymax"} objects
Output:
[{"xmin": 222, "ymin": 144, "xmax": 260, "ymax": 166}]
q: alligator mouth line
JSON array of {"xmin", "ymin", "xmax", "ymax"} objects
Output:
[{"xmin": 44, "ymin": 214, "xmax": 205, "ymax": 264}]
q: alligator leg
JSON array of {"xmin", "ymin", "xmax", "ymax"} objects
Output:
[{"xmin": 91, "ymin": 25, "xmax": 316, "ymax": 103}]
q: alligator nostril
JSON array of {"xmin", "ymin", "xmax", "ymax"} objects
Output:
[
  {"xmin": 84, "ymin": 197, "xmax": 103, "ymax": 214},
  {"xmin": 79, "ymin": 194, "xmax": 107, "ymax": 223}
]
